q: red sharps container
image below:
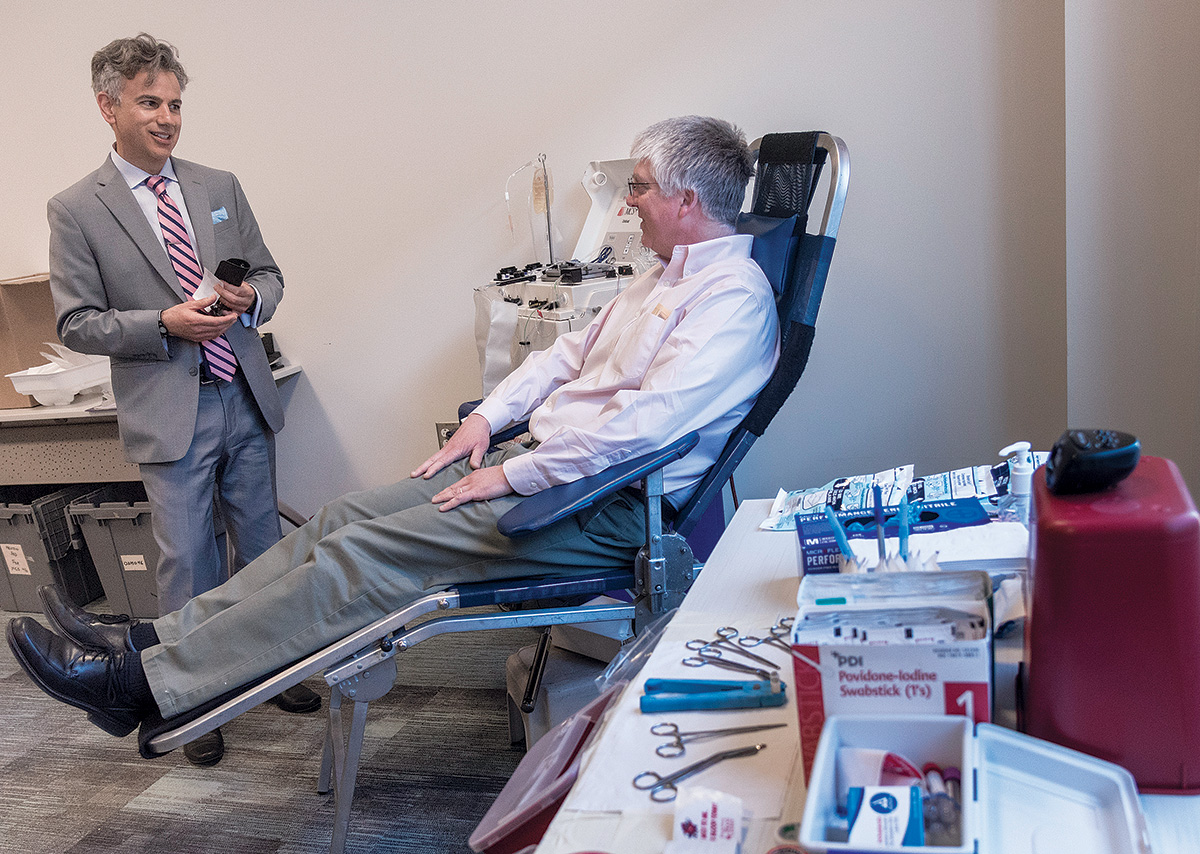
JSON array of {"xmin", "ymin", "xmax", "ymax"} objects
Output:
[{"xmin": 1025, "ymin": 455, "xmax": 1200, "ymax": 792}]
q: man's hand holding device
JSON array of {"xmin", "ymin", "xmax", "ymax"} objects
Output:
[
  {"xmin": 160, "ymin": 257, "xmax": 251, "ymax": 342},
  {"xmin": 206, "ymin": 257, "xmax": 252, "ymax": 316},
  {"xmin": 160, "ymin": 296, "xmax": 240, "ymax": 342}
]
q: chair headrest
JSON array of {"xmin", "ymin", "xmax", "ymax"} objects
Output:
[{"xmin": 736, "ymin": 212, "xmax": 800, "ymax": 298}]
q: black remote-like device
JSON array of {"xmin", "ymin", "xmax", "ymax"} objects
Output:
[
  {"xmin": 215, "ymin": 257, "xmax": 250, "ymax": 286},
  {"xmin": 1044, "ymin": 428, "xmax": 1140, "ymax": 495},
  {"xmin": 207, "ymin": 258, "xmax": 250, "ymax": 315}
]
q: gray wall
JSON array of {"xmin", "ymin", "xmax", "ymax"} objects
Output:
[
  {"xmin": 1, "ymin": 2, "xmax": 1195, "ymax": 516},
  {"xmin": 1065, "ymin": 0, "xmax": 1200, "ymax": 490}
]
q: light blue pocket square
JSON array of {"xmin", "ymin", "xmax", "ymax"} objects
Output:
[{"xmin": 211, "ymin": 207, "xmax": 229, "ymax": 224}]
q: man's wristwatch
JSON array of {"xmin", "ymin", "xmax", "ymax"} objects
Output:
[{"xmin": 157, "ymin": 310, "xmax": 169, "ymax": 337}]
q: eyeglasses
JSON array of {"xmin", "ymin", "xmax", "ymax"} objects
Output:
[{"xmin": 627, "ymin": 179, "xmax": 658, "ymax": 198}]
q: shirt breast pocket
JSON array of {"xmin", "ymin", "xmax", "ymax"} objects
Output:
[{"xmin": 609, "ymin": 312, "xmax": 667, "ymax": 379}]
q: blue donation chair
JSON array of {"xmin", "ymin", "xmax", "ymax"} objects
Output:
[{"xmin": 138, "ymin": 131, "xmax": 849, "ymax": 854}]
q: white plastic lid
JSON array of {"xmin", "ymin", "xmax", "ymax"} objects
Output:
[{"xmin": 974, "ymin": 724, "xmax": 1151, "ymax": 854}]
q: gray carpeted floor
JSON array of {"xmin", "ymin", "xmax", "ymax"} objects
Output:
[{"xmin": 0, "ymin": 606, "xmax": 541, "ymax": 853}]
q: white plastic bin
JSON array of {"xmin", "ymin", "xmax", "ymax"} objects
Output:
[{"xmin": 799, "ymin": 714, "xmax": 1151, "ymax": 854}]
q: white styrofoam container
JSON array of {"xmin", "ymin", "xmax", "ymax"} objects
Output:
[
  {"xmin": 799, "ymin": 714, "xmax": 1152, "ymax": 854},
  {"xmin": 7, "ymin": 357, "xmax": 111, "ymax": 405}
]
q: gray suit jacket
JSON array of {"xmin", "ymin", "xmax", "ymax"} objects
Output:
[{"xmin": 48, "ymin": 156, "xmax": 285, "ymax": 464}]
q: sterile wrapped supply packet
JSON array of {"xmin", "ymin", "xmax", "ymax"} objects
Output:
[
  {"xmin": 767, "ymin": 453, "xmax": 1053, "ymax": 533},
  {"xmin": 663, "ymin": 787, "xmax": 748, "ymax": 854},
  {"xmin": 760, "ymin": 466, "xmax": 914, "ymax": 531},
  {"xmin": 790, "ymin": 607, "xmax": 988, "ymax": 646}
]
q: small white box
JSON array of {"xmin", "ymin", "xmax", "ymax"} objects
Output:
[{"xmin": 799, "ymin": 714, "xmax": 1152, "ymax": 854}]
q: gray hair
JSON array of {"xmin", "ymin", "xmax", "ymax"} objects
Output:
[
  {"xmin": 91, "ymin": 33, "xmax": 188, "ymax": 103},
  {"xmin": 630, "ymin": 116, "xmax": 754, "ymax": 227}
]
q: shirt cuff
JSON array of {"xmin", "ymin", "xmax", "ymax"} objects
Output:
[
  {"xmin": 471, "ymin": 397, "xmax": 511, "ymax": 436},
  {"xmin": 501, "ymin": 453, "xmax": 549, "ymax": 496},
  {"xmin": 240, "ymin": 284, "xmax": 262, "ymax": 328}
]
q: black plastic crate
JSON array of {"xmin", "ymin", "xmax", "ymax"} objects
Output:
[{"xmin": 1, "ymin": 484, "xmax": 104, "ymax": 611}]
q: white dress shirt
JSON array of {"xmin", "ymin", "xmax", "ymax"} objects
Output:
[{"xmin": 474, "ymin": 233, "xmax": 780, "ymax": 505}]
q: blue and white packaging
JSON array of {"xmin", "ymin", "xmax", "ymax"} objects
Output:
[{"xmin": 846, "ymin": 785, "xmax": 924, "ymax": 847}]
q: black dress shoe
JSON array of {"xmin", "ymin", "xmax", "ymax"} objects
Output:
[
  {"xmin": 38, "ymin": 584, "xmax": 137, "ymax": 653},
  {"xmin": 183, "ymin": 728, "xmax": 225, "ymax": 766},
  {"xmin": 6, "ymin": 617, "xmax": 152, "ymax": 737},
  {"xmin": 270, "ymin": 683, "xmax": 322, "ymax": 714}
]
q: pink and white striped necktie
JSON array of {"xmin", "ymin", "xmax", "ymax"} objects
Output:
[{"xmin": 147, "ymin": 175, "xmax": 238, "ymax": 382}]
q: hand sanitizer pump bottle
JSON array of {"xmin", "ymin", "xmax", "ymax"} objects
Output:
[{"xmin": 997, "ymin": 441, "xmax": 1034, "ymax": 527}]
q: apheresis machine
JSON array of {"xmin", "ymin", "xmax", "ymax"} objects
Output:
[{"xmin": 474, "ymin": 157, "xmax": 656, "ymax": 394}]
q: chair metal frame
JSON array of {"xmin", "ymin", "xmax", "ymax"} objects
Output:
[{"xmin": 143, "ymin": 132, "xmax": 849, "ymax": 854}]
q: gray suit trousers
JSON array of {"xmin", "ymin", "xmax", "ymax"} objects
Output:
[{"xmin": 142, "ymin": 446, "xmax": 645, "ymax": 718}]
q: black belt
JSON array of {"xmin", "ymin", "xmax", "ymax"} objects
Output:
[{"xmin": 199, "ymin": 365, "xmax": 238, "ymax": 386}]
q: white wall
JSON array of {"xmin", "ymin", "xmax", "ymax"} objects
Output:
[
  {"xmin": 1065, "ymin": 0, "xmax": 1200, "ymax": 492},
  {"xmin": 0, "ymin": 1, "xmax": 1119, "ymax": 518}
]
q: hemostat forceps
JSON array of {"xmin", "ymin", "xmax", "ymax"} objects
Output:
[
  {"xmin": 633, "ymin": 743, "xmax": 767, "ymax": 801},
  {"xmin": 681, "ymin": 653, "xmax": 780, "ymax": 687},
  {"xmin": 737, "ymin": 618, "xmax": 803, "ymax": 660},
  {"xmin": 651, "ymin": 721, "xmax": 787, "ymax": 757},
  {"xmin": 686, "ymin": 628, "xmax": 781, "ymax": 670}
]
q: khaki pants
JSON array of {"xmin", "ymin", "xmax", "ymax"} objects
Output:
[{"xmin": 143, "ymin": 446, "xmax": 645, "ymax": 718}]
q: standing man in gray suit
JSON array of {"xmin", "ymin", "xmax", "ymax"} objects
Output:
[{"xmin": 44, "ymin": 33, "xmax": 318, "ymax": 765}]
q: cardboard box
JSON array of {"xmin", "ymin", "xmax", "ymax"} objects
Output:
[
  {"xmin": 0, "ymin": 273, "xmax": 59, "ymax": 409},
  {"xmin": 791, "ymin": 572, "xmax": 993, "ymax": 782}
]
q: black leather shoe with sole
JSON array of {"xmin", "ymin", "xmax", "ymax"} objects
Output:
[
  {"xmin": 270, "ymin": 683, "xmax": 322, "ymax": 714},
  {"xmin": 38, "ymin": 584, "xmax": 138, "ymax": 653},
  {"xmin": 183, "ymin": 728, "xmax": 225, "ymax": 766},
  {"xmin": 6, "ymin": 616, "xmax": 151, "ymax": 737}
]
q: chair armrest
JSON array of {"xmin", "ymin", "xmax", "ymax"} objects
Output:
[
  {"xmin": 497, "ymin": 432, "xmax": 700, "ymax": 537},
  {"xmin": 490, "ymin": 420, "xmax": 529, "ymax": 445}
]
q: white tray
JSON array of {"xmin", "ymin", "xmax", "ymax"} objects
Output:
[{"xmin": 799, "ymin": 714, "xmax": 1151, "ymax": 854}]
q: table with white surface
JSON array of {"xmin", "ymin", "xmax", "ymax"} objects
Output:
[{"xmin": 534, "ymin": 499, "xmax": 1200, "ymax": 853}]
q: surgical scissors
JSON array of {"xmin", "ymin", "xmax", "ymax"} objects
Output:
[
  {"xmin": 633, "ymin": 743, "xmax": 767, "ymax": 801},
  {"xmin": 651, "ymin": 721, "xmax": 787, "ymax": 758}
]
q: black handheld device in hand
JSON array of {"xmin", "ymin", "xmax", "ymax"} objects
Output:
[
  {"xmin": 1045, "ymin": 429, "xmax": 1140, "ymax": 495},
  {"xmin": 207, "ymin": 258, "xmax": 250, "ymax": 315},
  {"xmin": 215, "ymin": 257, "xmax": 250, "ymax": 286}
]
